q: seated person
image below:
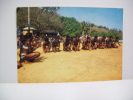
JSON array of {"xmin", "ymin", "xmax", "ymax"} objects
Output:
[{"xmin": 20, "ymin": 39, "xmax": 40, "ymax": 62}]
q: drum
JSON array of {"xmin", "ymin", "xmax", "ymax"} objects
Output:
[{"xmin": 25, "ymin": 52, "xmax": 40, "ymax": 61}]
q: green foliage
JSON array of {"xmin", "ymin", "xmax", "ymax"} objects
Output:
[
  {"xmin": 17, "ymin": 7, "xmax": 63, "ymax": 34},
  {"xmin": 17, "ymin": 7, "xmax": 29, "ymax": 29},
  {"xmin": 80, "ymin": 21, "xmax": 90, "ymax": 35},
  {"xmin": 60, "ymin": 16, "xmax": 82, "ymax": 36},
  {"xmin": 17, "ymin": 7, "xmax": 122, "ymax": 39}
]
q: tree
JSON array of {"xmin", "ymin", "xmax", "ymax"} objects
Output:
[
  {"xmin": 60, "ymin": 16, "xmax": 82, "ymax": 36},
  {"xmin": 17, "ymin": 7, "xmax": 123, "ymax": 39},
  {"xmin": 17, "ymin": 7, "xmax": 29, "ymax": 29},
  {"xmin": 17, "ymin": 7, "xmax": 63, "ymax": 35}
]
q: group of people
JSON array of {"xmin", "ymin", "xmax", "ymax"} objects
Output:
[
  {"xmin": 42, "ymin": 35, "xmax": 60, "ymax": 53},
  {"xmin": 42, "ymin": 34, "xmax": 121, "ymax": 52},
  {"xmin": 80, "ymin": 34, "xmax": 120, "ymax": 50},
  {"xmin": 17, "ymin": 33, "xmax": 121, "ymax": 68}
]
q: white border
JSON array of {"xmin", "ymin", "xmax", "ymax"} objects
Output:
[
  {"xmin": 1, "ymin": 0, "xmax": 133, "ymax": 83},
  {"xmin": 0, "ymin": 0, "xmax": 133, "ymax": 100}
]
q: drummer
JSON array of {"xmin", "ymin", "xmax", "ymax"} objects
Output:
[{"xmin": 20, "ymin": 38, "xmax": 40, "ymax": 62}]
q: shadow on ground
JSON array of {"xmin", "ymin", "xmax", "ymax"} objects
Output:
[{"xmin": 33, "ymin": 56, "xmax": 47, "ymax": 62}]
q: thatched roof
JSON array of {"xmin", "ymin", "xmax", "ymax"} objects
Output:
[
  {"xmin": 23, "ymin": 27, "xmax": 36, "ymax": 31},
  {"xmin": 43, "ymin": 30, "xmax": 58, "ymax": 35}
]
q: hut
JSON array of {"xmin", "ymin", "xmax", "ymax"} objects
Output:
[
  {"xmin": 42, "ymin": 30, "xmax": 59, "ymax": 37},
  {"xmin": 22, "ymin": 27, "xmax": 36, "ymax": 36}
]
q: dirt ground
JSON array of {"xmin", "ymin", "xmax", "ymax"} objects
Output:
[{"xmin": 18, "ymin": 43, "xmax": 122, "ymax": 83}]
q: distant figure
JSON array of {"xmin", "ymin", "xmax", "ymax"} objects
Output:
[
  {"xmin": 63, "ymin": 35, "xmax": 72, "ymax": 51},
  {"xmin": 98, "ymin": 36, "xmax": 106, "ymax": 49},
  {"xmin": 42, "ymin": 35, "xmax": 51, "ymax": 53},
  {"xmin": 72, "ymin": 36, "xmax": 80, "ymax": 51},
  {"xmin": 115, "ymin": 36, "xmax": 121, "ymax": 46},
  {"xmin": 91, "ymin": 36, "xmax": 98, "ymax": 49},
  {"xmin": 51, "ymin": 35, "xmax": 60, "ymax": 52},
  {"xmin": 106, "ymin": 36, "xmax": 113, "ymax": 48},
  {"xmin": 82, "ymin": 34, "xmax": 91, "ymax": 50}
]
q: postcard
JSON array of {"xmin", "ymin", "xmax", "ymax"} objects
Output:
[{"xmin": 17, "ymin": 7, "xmax": 123, "ymax": 83}]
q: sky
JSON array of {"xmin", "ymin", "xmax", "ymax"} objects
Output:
[{"xmin": 57, "ymin": 7, "xmax": 123, "ymax": 30}]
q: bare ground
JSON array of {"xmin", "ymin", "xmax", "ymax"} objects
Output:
[{"xmin": 18, "ymin": 43, "xmax": 122, "ymax": 83}]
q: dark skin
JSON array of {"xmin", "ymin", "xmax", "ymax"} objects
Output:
[{"xmin": 115, "ymin": 37, "xmax": 121, "ymax": 46}]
